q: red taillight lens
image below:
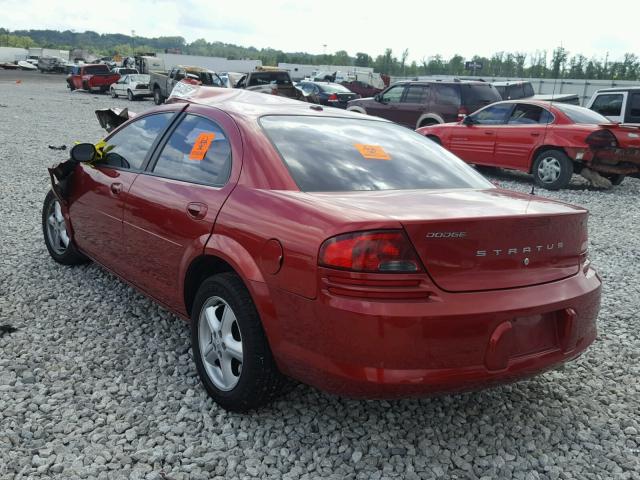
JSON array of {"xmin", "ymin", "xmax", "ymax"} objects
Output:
[
  {"xmin": 327, "ymin": 93, "xmax": 339, "ymax": 101},
  {"xmin": 319, "ymin": 230, "xmax": 422, "ymax": 273},
  {"xmin": 586, "ymin": 129, "xmax": 618, "ymax": 149},
  {"xmin": 457, "ymin": 107, "xmax": 469, "ymax": 120}
]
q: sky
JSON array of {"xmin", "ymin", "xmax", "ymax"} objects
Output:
[{"xmin": 2, "ymin": 0, "xmax": 639, "ymax": 63}]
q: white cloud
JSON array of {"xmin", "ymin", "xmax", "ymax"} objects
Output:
[{"xmin": 3, "ymin": 0, "xmax": 639, "ymax": 62}]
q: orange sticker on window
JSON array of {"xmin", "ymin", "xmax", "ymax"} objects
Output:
[
  {"xmin": 189, "ymin": 132, "xmax": 216, "ymax": 160},
  {"xmin": 354, "ymin": 143, "xmax": 391, "ymax": 160}
]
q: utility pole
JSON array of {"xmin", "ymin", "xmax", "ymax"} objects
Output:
[{"xmin": 131, "ymin": 30, "xmax": 136, "ymax": 55}]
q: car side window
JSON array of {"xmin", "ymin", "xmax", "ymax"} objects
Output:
[
  {"xmin": 403, "ymin": 85, "xmax": 428, "ymax": 104},
  {"xmin": 471, "ymin": 104, "xmax": 513, "ymax": 125},
  {"xmin": 381, "ymin": 86, "xmax": 404, "ymax": 103},
  {"xmin": 433, "ymin": 85, "xmax": 460, "ymax": 106},
  {"xmin": 591, "ymin": 94, "xmax": 623, "ymax": 116},
  {"xmin": 102, "ymin": 113, "xmax": 174, "ymax": 170},
  {"xmin": 508, "ymin": 104, "xmax": 553, "ymax": 124},
  {"xmin": 627, "ymin": 93, "xmax": 640, "ymax": 122},
  {"xmin": 152, "ymin": 115, "xmax": 232, "ymax": 187}
]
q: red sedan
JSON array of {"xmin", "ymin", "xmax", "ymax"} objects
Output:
[
  {"xmin": 417, "ymin": 100, "xmax": 640, "ymax": 189},
  {"xmin": 44, "ymin": 89, "xmax": 601, "ymax": 411}
]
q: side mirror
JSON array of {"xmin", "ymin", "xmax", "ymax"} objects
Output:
[
  {"xmin": 70, "ymin": 143, "xmax": 97, "ymax": 163},
  {"xmin": 462, "ymin": 115, "xmax": 474, "ymax": 126},
  {"xmin": 374, "ymin": 94, "xmax": 381, "ymax": 102}
]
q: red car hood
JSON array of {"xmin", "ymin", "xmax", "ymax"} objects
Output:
[{"xmin": 309, "ymin": 188, "xmax": 588, "ymax": 292}]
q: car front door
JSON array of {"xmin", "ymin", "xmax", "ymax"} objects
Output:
[
  {"xmin": 67, "ymin": 111, "xmax": 178, "ymax": 273},
  {"xmin": 398, "ymin": 84, "xmax": 429, "ymax": 128},
  {"xmin": 495, "ymin": 103, "xmax": 553, "ymax": 171},
  {"xmin": 115, "ymin": 75, "xmax": 128, "ymax": 95},
  {"xmin": 448, "ymin": 103, "xmax": 513, "ymax": 165},
  {"xmin": 121, "ymin": 105, "xmax": 242, "ymax": 311},
  {"xmin": 366, "ymin": 84, "xmax": 406, "ymax": 123}
]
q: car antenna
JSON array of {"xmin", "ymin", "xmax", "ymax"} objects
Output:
[{"xmin": 533, "ymin": 48, "xmax": 561, "ymax": 196}]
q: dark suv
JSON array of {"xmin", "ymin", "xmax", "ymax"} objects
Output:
[{"xmin": 346, "ymin": 80, "xmax": 501, "ymax": 128}]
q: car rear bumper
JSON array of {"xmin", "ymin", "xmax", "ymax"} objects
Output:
[{"xmin": 262, "ymin": 266, "xmax": 601, "ymax": 398}]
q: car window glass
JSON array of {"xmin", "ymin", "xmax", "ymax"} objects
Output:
[
  {"xmin": 508, "ymin": 104, "xmax": 553, "ymax": 124},
  {"xmin": 523, "ymin": 83, "xmax": 535, "ymax": 97},
  {"xmin": 433, "ymin": 85, "xmax": 459, "ymax": 106},
  {"xmin": 381, "ymin": 86, "xmax": 404, "ymax": 103},
  {"xmin": 627, "ymin": 93, "xmax": 640, "ymax": 122},
  {"xmin": 103, "ymin": 113, "xmax": 174, "ymax": 170},
  {"xmin": 471, "ymin": 104, "xmax": 513, "ymax": 125},
  {"xmin": 591, "ymin": 94, "xmax": 623, "ymax": 116},
  {"xmin": 403, "ymin": 85, "xmax": 428, "ymax": 103},
  {"xmin": 556, "ymin": 103, "xmax": 611, "ymax": 124},
  {"xmin": 260, "ymin": 115, "xmax": 493, "ymax": 192},
  {"xmin": 153, "ymin": 115, "xmax": 231, "ymax": 186},
  {"xmin": 506, "ymin": 84, "xmax": 525, "ymax": 99}
]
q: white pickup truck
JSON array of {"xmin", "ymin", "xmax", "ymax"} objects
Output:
[{"xmin": 587, "ymin": 87, "xmax": 640, "ymax": 124}]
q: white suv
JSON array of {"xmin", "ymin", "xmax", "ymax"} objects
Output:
[{"xmin": 587, "ymin": 87, "xmax": 640, "ymax": 124}]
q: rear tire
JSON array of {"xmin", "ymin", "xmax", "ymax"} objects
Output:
[
  {"xmin": 426, "ymin": 135, "xmax": 441, "ymax": 145},
  {"xmin": 191, "ymin": 272, "xmax": 284, "ymax": 412},
  {"xmin": 606, "ymin": 174, "xmax": 625, "ymax": 186},
  {"xmin": 532, "ymin": 149, "xmax": 573, "ymax": 190},
  {"xmin": 42, "ymin": 191, "xmax": 88, "ymax": 266}
]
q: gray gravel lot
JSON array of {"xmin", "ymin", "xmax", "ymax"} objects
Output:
[{"xmin": 0, "ymin": 70, "xmax": 639, "ymax": 480}]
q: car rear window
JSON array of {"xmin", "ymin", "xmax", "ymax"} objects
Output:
[
  {"xmin": 319, "ymin": 83, "xmax": 351, "ymax": 93},
  {"xmin": 84, "ymin": 65, "xmax": 111, "ymax": 75},
  {"xmin": 260, "ymin": 116, "xmax": 493, "ymax": 192},
  {"xmin": 461, "ymin": 84, "xmax": 502, "ymax": 105},
  {"xmin": 248, "ymin": 72, "xmax": 292, "ymax": 86},
  {"xmin": 556, "ymin": 104, "xmax": 611, "ymax": 124}
]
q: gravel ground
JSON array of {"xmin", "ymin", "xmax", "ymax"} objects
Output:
[{"xmin": 0, "ymin": 70, "xmax": 639, "ymax": 480}]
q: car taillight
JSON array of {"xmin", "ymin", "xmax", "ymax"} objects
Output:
[
  {"xmin": 457, "ymin": 107, "xmax": 468, "ymax": 120},
  {"xmin": 319, "ymin": 230, "xmax": 422, "ymax": 273},
  {"xmin": 328, "ymin": 93, "xmax": 339, "ymax": 101},
  {"xmin": 586, "ymin": 129, "xmax": 618, "ymax": 149}
]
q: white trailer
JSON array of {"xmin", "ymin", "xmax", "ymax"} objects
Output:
[
  {"xmin": 0, "ymin": 47, "xmax": 27, "ymax": 63},
  {"xmin": 157, "ymin": 53, "xmax": 261, "ymax": 74}
]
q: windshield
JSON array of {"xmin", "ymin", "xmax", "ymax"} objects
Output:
[
  {"xmin": 260, "ymin": 116, "xmax": 493, "ymax": 192},
  {"xmin": 555, "ymin": 103, "xmax": 611, "ymax": 124}
]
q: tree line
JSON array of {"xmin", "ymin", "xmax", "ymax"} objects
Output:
[{"xmin": 1, "ymin": 28, "xmax": 638, "ymax": 80}]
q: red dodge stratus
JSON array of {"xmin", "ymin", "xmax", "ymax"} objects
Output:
[
  {"xmin": 417, "ymin": 100, "xmax": 640, "ymax": 190},
  {"xmin": 43, "ymin": 88, "xmax": 601, "ymax": 412}
]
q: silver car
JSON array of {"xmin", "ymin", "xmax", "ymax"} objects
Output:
[{"xmin": 110, "ymin": 74, "xmax": 152, "ymax": 101}]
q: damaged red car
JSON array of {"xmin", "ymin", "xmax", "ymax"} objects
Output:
[
  {"xmin": 43, "ymin": 89, "xmax": 601, "ymax": 412},
  {"xmin": 417, "ymin": 100, "xmax": 640, "ymax": 189}
]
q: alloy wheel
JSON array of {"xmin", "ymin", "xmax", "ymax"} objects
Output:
[
  {"xmin": 198, "ymin": 296, "xmax": 244, "ymax": 391},
  {"xmin": 537, "ymin": 156, "xmax": 562, "ymax": 183},
  {"xmin": 46, "ymin": 199, "xmax": 70, "ymax": 255}
]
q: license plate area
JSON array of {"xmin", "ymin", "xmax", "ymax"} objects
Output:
[{"xmin": 511, "ymin": 312, "xmax": 559, "ymax": 358}]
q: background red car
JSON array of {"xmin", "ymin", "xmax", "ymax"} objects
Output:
[
  {"xmin": 66, "ymin": 64, "xmax": 120, "ymax": 93},
  {"xmin": 417, "ymin": 100, "xmax": 640, "ymax": 189},
  {"xmin": 44, "ymin": 89, "xmax": 601, "ymax": 411}
]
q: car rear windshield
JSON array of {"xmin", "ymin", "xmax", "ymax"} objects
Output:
[
  {"xmin": 260, "ymin": 116, "xmax": 493, "ymax": 192},
  {"xmin": 555, "ymin": 104, "xmax": 611, "ymax": 124},
  {"xmin": 248, "ymin": 72, "xmax": 292, "ymax": 86},
  {"xmin": 84, "ymin": 65, "xmax": 111, "ymax": 75},
  {"xmin": 319, "ymin": 83, "xmax": 351, "ymax": 93}
]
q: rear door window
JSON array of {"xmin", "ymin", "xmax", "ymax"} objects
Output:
[
  {"xmin": 103, "ymin": 113, "xmax": 175, "ymax": 170},
  {"xmin": 403, "ymin": 85, "xmax": 428, "ymax": 104},
  {"xmin": 433, "ymin": 85, "xmax": 460, "ymax": 106},
  {"xmin": 626, "ymin": 93, "xmax": 640, "ymax": 123},
  {"xmin": 590, "ymin": 94, "xmax": 623, "ymax": 117},
  {"xmin": 260, "ymin": 115, "xmax": 492, "ymax": 192},
  {"xmin": 508, "ymin": 104, "xmax": 553, "ymax": 124},
  {"xmin": 152, "ymin": 114, "xmax": 231, "ymax": 186},
  {"xmin": 471, "ymin": 104, "xmax": 513, "ymax": 125}
]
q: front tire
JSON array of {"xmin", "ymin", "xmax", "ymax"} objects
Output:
[
  {"xmin": 127, "ymin": 90, "xmax": 134, "ymax": 101},
  {"xmin": 111, "ymin": 88, "xmax": 117, "ymax": 98},
  {"xmin": 532, "ymin": 149, "xmax": 573, "ymax": 190},
  {"xmin": 153, "ymin": 88, "xmax": 164, "ymax": 105},
  {"xmin": 191, "ymin": 273, "xmax": 284, "ymax": 412},
  {"xmin": 42, "ymin": 191, "xmax": 88, "ymax": 265}
]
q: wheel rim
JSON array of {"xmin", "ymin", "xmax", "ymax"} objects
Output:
[
  {"xmin": 46, "ymin": 199, "xmax": 70, "ymax": 255},
  {"xmin": 537, "ymin": 156, "xmax": 562, "ymax": 183},
  {"xmin": 198, "ymin": 296, "xmax": 243, "ymax": 391}
]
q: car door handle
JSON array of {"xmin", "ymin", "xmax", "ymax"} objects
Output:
[
  {"xmin": 187, "ymin": 202, "xmax": 208, "ymax": 220},
  {"xmin": 484, "ymin": 131, "xmax": 494, "ymax": 135},
  {"xmin": 110, "ymin": 182, "xmax": 123, "ymax": 194},
  {"xmin": 530, "ymin": 132, "xmax": 541, "ymax": 137}
]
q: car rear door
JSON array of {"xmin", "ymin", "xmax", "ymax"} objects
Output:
[
  {"xmin": 68, "ymin": 111, "xmax": 178, "ymax": 273},
  {"xmin": 494, "ymin": 103, "xmax": 552, "ymax": 171},
  {"xmin": 448, "ymin": 103, "xmax": 513, "ymax": 165},
  {"xmin": 121, "ymin": 105, "xmax": 242, "ymax": 312},
  {"xmin": 398, "ymin": 84, "xmax": 429, "ymax": 128}
]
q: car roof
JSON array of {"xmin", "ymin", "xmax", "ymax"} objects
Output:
[
  {"xmin": 166, "ymin": 86, "xmax": 386, "ymax": 122},
  {"xmin": 393, "ymin": 80, "xmax": 493, "ymax": 86},
  {"xmin": 595, "ymin": 87, "xmax": 640, "ymax": 93},
  {"xmin": 491, "ymin": 81, "xmax": 531, "ymax": 86}
]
